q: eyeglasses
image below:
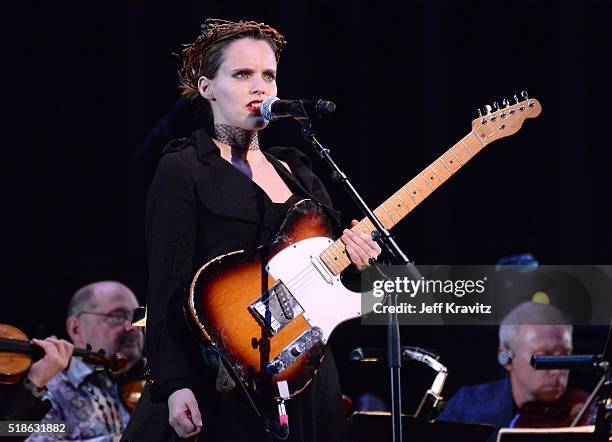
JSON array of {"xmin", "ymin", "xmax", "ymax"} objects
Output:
[{"xmin": 78, "ymin": 309, "xmax": 135, "ymax": 326}]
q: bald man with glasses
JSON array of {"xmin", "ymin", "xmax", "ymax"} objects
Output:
[{"xmin": 27, "ymin": 281, "xmax": 144, "ymax": 442}]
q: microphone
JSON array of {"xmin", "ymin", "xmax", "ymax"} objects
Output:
[
  {"xmin": 530, "ymin": 354, "xmax": 605, "ymax": 370},
  {"xmin": 260, "ymin": 96, "xmax": 336, "ymax": 121}
]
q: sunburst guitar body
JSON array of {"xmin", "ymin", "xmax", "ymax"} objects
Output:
[{"xmin": 187, "ymin": 95, "xmax": 542, "ymax": 399}]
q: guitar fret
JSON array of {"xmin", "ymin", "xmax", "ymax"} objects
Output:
[
  {"xmin": 330, "ymin": 247, "xmax": 345, "ymax": 271},
  {"xmin": 429, "ymin": 165, "xmax": 444, "ymax": 183},
  {"xmin": 318, "ymin": 252, "xmax": 333, "ymax": 274},
  {"xmin": 412, "ymin": 178, "xmax": 427, "ymax": 198},
  {"xmin": 471, "ymin": 131, "xmax": 487, "ymax": 147},
  {"xmin": 382, "ymin": 204, "xmax": 396, "ymax": 223},
  {"xmin": 396, "ymin": 193, "xmax": 411, "ymax": 211},
  {"xmin": 383, "ymin": 204, "xmax": 397, "ymax": 225},
  {"xmin": 401, "ymin": 186, "xmax": 418, "ymax": 206},
  {"xmin": 332, "ymin": 242, "xmax": 350, "ymax": 267},
  {"xmin": 387, "ymin": 198, "xmax": 404, "ymax": 219},
  {"xmin": 420, "ymin": 172, "xmax": 435, "ymax": 192},
  {"xmin": 355, "ymin": 223, "xmax": 367, "ymax": 235},
  {"xmin": 323, "ymin": 249, "xmax": 342, "ymax": 274},
  {"xmin": 375, "ymin": 207, "xmax": 392, "ymax": 228},
  {"xmin": 362, "ymin": 221, "xmax": 374, "ymax": 235},
  {"xmin": 406, "ymin": 181, "xmax": 424, "ymax": 203},
  {"xmin": 449, "ymin": 147, "xmax": 464, "ymax": 166},
  {"xmin": 442, "ymin": 151, "xmax": 459, "ymax": 171},
  {"xmin": 460, "ymin": 139, "xmax": 474, "ymax": 157},
  {"xmin": 329, "ymin": 241, "xmax": 342, "ymax": 261},
  {"xmin": 392, "ymin": 194, "xmax": 410, "ymax": 214},
  {"xmin": 439, "ymin": 158, "xmax": 452, "ymax": 175},
  {"xmin": 372, "ymin": 208, "xmax": 385, "ymax": 229},
  {"xmin": 363, "ymin": 217, "xmax": 376, "ymax": 233}
]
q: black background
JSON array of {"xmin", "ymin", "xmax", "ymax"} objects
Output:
[{"xmin": 3, "ymin": 1, "xmax": 611, "ymax": 411}]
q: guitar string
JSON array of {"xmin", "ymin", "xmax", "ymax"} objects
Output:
[
  {"xmin": 286, "ymin": 267, "xmax": 318, "ymax": 292},
  {"xmin": 284, "ymin": 263, "xmax": 315, "ymax": 286},
  {"xmin": 281, "ymin": 266, "xmax": 317, "ymax": 293},
  {"xmin": 288, "ymin": 279, "xmax": 319, "ymax": 300}
]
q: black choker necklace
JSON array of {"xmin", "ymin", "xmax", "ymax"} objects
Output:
[{"xmin": 214, "ymin": 124, "xmax": 259, "ymax": 150}]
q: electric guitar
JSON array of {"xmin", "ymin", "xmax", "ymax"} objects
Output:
[{"xmin": 187, "ymin": 94, "xmax": 542, "ymax": 399}]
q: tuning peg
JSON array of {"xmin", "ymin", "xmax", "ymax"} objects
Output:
[
  {"xmin": 477, "ymin": 108, "xmax": 486, "ymax": 124},
  {"xmin": 502, "ymin": 98, "xmax": 510, "ymax": 107},
  {"xmin": 484, "ymin": 104, "xmax": 493, "ymax": 114},
  {"xmin": 493, "ymin": 102, "xmax": 500, "ymax": 111},
  {"xmin": 514, "ymin": 95, "xmax": 519, "ymax": 104},
  {"xmin": 521, "ymin": 90, "xmax": 529, "ymax": 99}
]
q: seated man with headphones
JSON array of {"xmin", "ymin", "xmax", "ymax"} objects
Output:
[{"xmin": 438, "ymin": 301, "xmax": 574, "ymax": 439}]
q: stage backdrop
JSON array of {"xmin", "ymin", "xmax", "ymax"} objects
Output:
[{"xmin": 3, "ymin": 0, "xmax": 610, "ymax": 405}]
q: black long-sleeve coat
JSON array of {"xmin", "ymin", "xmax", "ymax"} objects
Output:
[{"xmin": 124, "ymin": 128, "xmax": 347, "ymax": 442}]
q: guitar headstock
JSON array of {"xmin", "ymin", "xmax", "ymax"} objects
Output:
[{"xmin": 471, "ymin": 91, "xmax": 542, "ymax": 145}]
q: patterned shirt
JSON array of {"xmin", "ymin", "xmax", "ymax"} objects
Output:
[{"xmin": 26, "ymin": 358, "xmax": 129, "ymax": 442}]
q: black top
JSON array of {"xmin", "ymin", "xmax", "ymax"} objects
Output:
[{"xmin": 122, "ymin": 128, "xmax": 347, "ymax": 442}]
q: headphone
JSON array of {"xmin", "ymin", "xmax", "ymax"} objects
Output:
[{"xmin": 497, "ymin": 349, "xmax": 514, "ymax": 366}]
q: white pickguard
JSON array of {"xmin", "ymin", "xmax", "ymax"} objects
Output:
[{"xmin": 266, "ymin": 236, "xmax": 363, "ymax": 344}]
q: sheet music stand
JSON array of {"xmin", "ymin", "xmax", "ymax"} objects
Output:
[
  {"xmin": 497, "ymin": 425, "xmax": 596, "ymax": 442},
  {"xmin": 348, "ymin": 411, "xmax": 495, "ymax": 442}
]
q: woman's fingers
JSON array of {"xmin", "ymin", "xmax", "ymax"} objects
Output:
[
  {"xmin": 341, "ymin": 220, "xmax": 381, "ymax": 271},
  {"xmin": 168, "ymin": 388, "xmax": 203, "ymax": 438}
]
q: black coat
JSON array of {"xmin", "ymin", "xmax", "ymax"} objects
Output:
[{"xmin": 123, "ymin": 129, "xmax": 347, "ymax": 442}]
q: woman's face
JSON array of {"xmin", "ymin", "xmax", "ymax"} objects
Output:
[{"xmin": 203, "ymin": 38, "xmax": 278, "ymax": 130}]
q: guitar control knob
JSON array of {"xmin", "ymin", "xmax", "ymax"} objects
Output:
[
  {"xmin": 291, "ymin": 344, "xmax": 304, "ymax": 357},
  {"xmin": 266, "ymin": 359, "xmax": 285, "ymax": 374}
]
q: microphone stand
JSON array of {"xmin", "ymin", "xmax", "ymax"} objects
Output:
[{"xmin": 296, "ymin": 112, "xmax": 422, "ymax": 442}]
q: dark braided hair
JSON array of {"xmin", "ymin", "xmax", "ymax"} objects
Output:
[{"xmin": 178, "ymin": 19, "xmax": 286, "ymax": 103}]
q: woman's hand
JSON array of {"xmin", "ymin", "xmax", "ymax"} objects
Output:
[
  {"xmin": 168, "ymin": 388, "xmax": 202, "ymax": 438},
  {"xmin": 28, "ymin": 336, "xmax": 74, "ymax": 388},
  {"xmin": 341, "ymin": 220, "xmax": 382, "ymax": 272}
]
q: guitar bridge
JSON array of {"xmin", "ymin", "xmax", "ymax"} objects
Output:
[{"xmin": 248, "ymin": 281, "xmax": 304, "ymax": 336}]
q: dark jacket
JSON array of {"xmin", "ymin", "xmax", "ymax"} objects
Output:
[
  {"xmin": 144, "ymin": 128, "xmax": 337, "ymax": 402},
  {"xmin": 123, "ymin": 128, "xmax": 346, "ymax": 442},
  {"xmin": 438, "ymin": 378, "xmax": 515, "ymax": 442}
]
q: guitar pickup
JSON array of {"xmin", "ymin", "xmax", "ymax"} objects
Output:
[
  {"xmin": 248, "ymin": 281, "xmax": 304, "ymax": 336},
  {"xmin": 251, "ymin": 301, "xmax": 282, "ymax": 334}
]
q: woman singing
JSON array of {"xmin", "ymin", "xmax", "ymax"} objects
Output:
[{"xmin": 126, "ymin": 19, "xmax": 380, "ymax": 442}]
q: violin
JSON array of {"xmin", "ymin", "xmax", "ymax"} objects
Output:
[
  {"xmin": 0, "ymin": 323, "xmax": 127, "ymax": 384},
  {"xmin": 117, "ymin": 357, "xmax": 146, "ymax": 413},
  {"xmin": 511, "ymin": 387, "xmax": 598, "ymax": 428}
]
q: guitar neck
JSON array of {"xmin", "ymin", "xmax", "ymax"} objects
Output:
[{"xmin": 319, "ymin": 130, "xmax": 488, "ymax": 276}]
